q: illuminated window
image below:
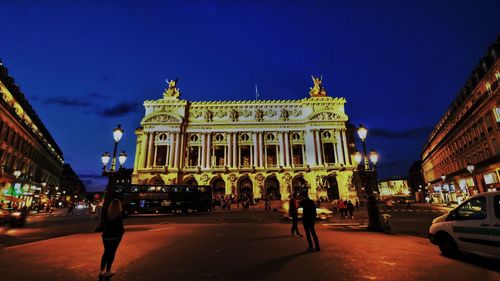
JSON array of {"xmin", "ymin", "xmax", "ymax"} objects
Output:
[
  {"xmin": 240, "ymin": 145, "xmax": 251, "ymax": 167},
  {"xmin": 292, "ymin": 145, "xmax": 304, "ymax": 165},
  {"xmin": 266, "ymin": 146, "xmax": 278, "ymax": 166},
  {"xmin": 484, "ymin": 172, "xmax": 499, "ymax": 185},
  {"xmin": 213, "ymin": 146, "xmax": 225, "ymax": 167},
  {"xmin": 187, "ymin": 146, "xmax": 199, "ymax": 167},
  {"xmin": 155, "ymin": 146, "xmax": 168, "ymax": 166},
  {"xmin": 493, "ymin": 107, "xmax": 500, "ymax": 123}
]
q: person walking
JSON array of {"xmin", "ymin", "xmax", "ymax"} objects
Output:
[
  {"xmin": 97, "ymin": 199, "xmax": 125, "ymax": 278},
  {"xmin": 347, "ymin": 200, "xmax": 355, "ymax": 219},
  {"xmin": 299, "ymin": 192, "xmax": 320, "ymax": 252},
  {"xmin": 288, "ymin": 195, "xmax": 303, "ymax": 237},
  {"xmin": 337, "ymin": 200, "xmax": 346, "ymax": 218}
]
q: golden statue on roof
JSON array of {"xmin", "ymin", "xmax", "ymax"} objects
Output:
[
  {"xmin": 309, "ymin": 75, "xmax": 327, "ymax": 97},
  {"xmin": 163, "ymin": 78, "xmax": 180, "ymax": 98}
]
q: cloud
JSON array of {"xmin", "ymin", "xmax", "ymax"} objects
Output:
[
  {"xmin": 370, "ymin": 126, "xmax": 433, "ymax": 139},
  {"xmin": 88, "ymin": 92, "xmax": 110, "ymax": 99},
  {"xmin": 100, "ymin": 102, "xmax": 139, "ymax": 117},
  {"xmin": 43, "ymin": 97, "xmax": 92, "ymax": 107}
]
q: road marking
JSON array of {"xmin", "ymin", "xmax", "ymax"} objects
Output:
[
  {"xmin": 148, "ymin": 227, "xmax": 175, "ymax": 232},
  {"xmin": 382, "ymin": 261, "xmax": 396, "ymax": 266},
  {"xmin": 362, "ymin": 275, "xmax": 377, "ymax": 280}
]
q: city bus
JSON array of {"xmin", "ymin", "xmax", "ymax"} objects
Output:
[{"xmin": 108, "ymin": 184, "xmax": 212, "ymax": 215}]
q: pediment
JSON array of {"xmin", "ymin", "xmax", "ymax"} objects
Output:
[{"xmin": 141, "ymin": 112, "xmax": 183, "ymax": 125}]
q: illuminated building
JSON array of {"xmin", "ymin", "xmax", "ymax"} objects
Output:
[
  {"xmin": 0, "ymin": 59, "xmax": 64, "ymax": 209},
  {"xmin": 132, "ymin": 76, "xmax": 359, "ymax": 201},
  {"xmin": 422, "ymin": 37, "xmax": 500, "ymax": 204},
  {"xmin": 378, "ymin": 177, "xmax": 410, "ymax": 198}
]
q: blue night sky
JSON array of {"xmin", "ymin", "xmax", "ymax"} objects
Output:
[{"xmin": 1, "ymin": 1, "xmax": 499, "ymax": 191}]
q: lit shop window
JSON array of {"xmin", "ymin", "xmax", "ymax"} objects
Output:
[
  {"xmin": 484, "ymin": 172, "xmax": 499, "ymax": 185},
  {"xmin": 493, "ymin": 107, "xmax": 500, "ymax": 123}
]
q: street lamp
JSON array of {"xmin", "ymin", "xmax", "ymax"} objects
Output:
[
  {"xmin": 118, "ymin": 151, "xmax": 128, "ymax": 168},
  {"xmin": 101, "ymin": 125, "xmax": 126, "ymax": 175},
  {"xmin": 466, "ymin": 163, "xmax": 478, "ymax": 195},
  {"xmin": 101, "ymin": 125, "xmax": 127, "ymax": 204},
  {"xmin": 353, "ymin": 124, "xmax": 382, "ymax": 232}
]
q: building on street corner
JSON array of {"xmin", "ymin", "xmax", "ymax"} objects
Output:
[
  {"xmin": 0, "ymin": 59, "xmax": 64, "ymax": 210},
  {"xmin": 422, "ymin": 36, "xmax": 500, "ymax": 204},
  {"xmin": 132, "ymin": 76, "xmax": 359, "ymax": 201}
]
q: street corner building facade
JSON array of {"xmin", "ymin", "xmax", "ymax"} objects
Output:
[
  {"xmin": 131, "ymin": 76, "xmax": 359, "ymax": 201},
  {"xmin": 0, "ymin": 59, "xmax": 64, "ymax": 209},
  {"xmin": 422, "ymin": 36, "xmax": 500, "ymax": 204}
]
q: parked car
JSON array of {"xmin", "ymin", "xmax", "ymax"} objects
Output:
[
  {"xmin": 428, "ymin": 191, "xmax": 500, "ymax": 260},
  {"xmin": 0, "ymin": 208, "xmax": 27, "ymax": 227},
  {"xmin": 284, "ymin": 207, "xmax": 333, "ymax": 220}
]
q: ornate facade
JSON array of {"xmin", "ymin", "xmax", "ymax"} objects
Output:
[
  {"xmin": 132, "ymin": 77, "xmax": 358, "ymax": 201},
  {"xmin": 422, "ymin": 37, "xmax": 500, "ymax": 204},
  {"xmin": 0, "ymin": 59, "xmax": 64, "ymax": 209}
]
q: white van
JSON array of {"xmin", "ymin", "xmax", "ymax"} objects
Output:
[{"xmin": 428, "ymin": 191, "xmax": 500, "ymax": 259}]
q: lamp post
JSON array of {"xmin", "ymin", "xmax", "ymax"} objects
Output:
[
  {"xmin": 101, "ymin": 125, "xmax": 127, "ymax": 203},
  {"xmin": 353, "ymin": 124, "xmax": 382, "ymax": 232},
  {"xmin": 441, "ymin": 174, "xmax": 450, "ymax": 206}
]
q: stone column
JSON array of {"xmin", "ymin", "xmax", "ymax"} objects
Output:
[
  {"xmin": 227, "ymin": 133, "xmax": 232, "ymax": 167},
  {"xmin": 278, "ymin": 133, "xmax": 285, "ymax": 167},
  {"xmin": 206, "ymin": 133, "xmax": 212, "ymax": 168},
  {"xmin": 201, "ymin": 133, "xmax": 206, "ymax": 169},
  {"xmin": 253, "ymin": 133, "xmax": 258, "ymax": 167},
  {"xmin": 317, "ymin": 130, "xmax": 324, "ymax": 165},
  {"xmin": 168, "ymin": 133, "xmax": 175, "ymax": 168},
  {"xmin": 335, "ymin": 130, "xmax": 344, "ymax": 164},
  {"xmin": 135, "ymin": 136, "xmax": 143, "ymax": 172},
  {"xmin": 138, "ymin": 133, "xmax": 147, "ymax": 169},
  {"xmin": 284, "ymin": 131, "xmax": 291, "ymax": 167},
  {"xmin": 147, "ymin": 132, "xmax": 155, "ymax": 168},
  {"xmin": 233, "ymin": 133, "xmax": 237, "ymax": 168},
  {"xmin": 174, "ymin": 132, "xmax": 180, "ymax": 168},
  {"xmin": 259, "ymin": 132, "xmax": 264, "ymax": 167},
  {"xmin": 341, "ymin": 130, "xmax": 351, "ymax": 165}
]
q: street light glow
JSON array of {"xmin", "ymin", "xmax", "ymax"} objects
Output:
[
  {"xmin": 113, "ymin": 124, "xmax": 124, "ymax": 142},
  {"xmin": 13, "ymin": 170, "xmax": 21, "ymax": 178},
  {"xmin": 101, "ymin": 152, "xmax": 111, "ymax": 166},
  {"xmin": 466, "ymin": 163, "xmax": 475, "ymax": 174},
  {"xmin": 441, "ymin": 174, "xmax": 446, "ymax": 181},
  {"xmin": 353, "ymin": 151, "xmax": 362, "ymax": 164},
  {"xmin": 119, "ymin": 151, "xmax": 128, "ymax": 166},
  {"xmin": 369, "ymin": 149, "xmax": 378, "ymax": 165},
  {"xmin": 357, "ymin": 124, "xmax": 367, "ymax": 141}
]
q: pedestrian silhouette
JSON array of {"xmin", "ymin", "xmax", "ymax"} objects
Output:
[
  {"xmin": 288, "ymin": 195, "xmax": 303, "ymax": 237},
  {"xmin": 299, "ymin": 192, "xmax": 320, "ymax": 252},
  {"xmin": 97, "ymin": 199, "xmax": 125, "ymax": 279}
]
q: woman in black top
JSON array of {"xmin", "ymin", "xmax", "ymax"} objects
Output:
[{"xmin": 99, "ymin": 199, "xmax": 125, "ymax": 277}]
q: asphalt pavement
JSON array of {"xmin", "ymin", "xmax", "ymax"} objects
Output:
[{"xmin": 1, "ymin": 204, "xmax": 498, "ymax": 281}]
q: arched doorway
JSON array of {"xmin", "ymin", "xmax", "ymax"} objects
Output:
[
  {"xmin": 212, "ymin": 178, "xmax": 226, "ymax": 197},
  {"xmin": 264, "ymin": 177, "xmax": 280, "ymax": 200},
  {"xmin": 148, "ymin": 176, "xmax": 165, "ymax": 185},
  {"xmin": 292, "ymin": 176, "xmax": 308, "ymax": 197},
  {"xmin": 238, "ymin": 177, "xmax": 253, "ymax": 198},
  {"xmin": 185, "ymin": 177, "xmax": 198, "ymax": 186},
  {"xmin": 326, "ymin": 175, "xmax": 340, "ymax": 200}
]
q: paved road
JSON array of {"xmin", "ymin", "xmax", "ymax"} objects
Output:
[{"xmin": 1, "ymin": 220, "xmax": 499, "ymax": 281}]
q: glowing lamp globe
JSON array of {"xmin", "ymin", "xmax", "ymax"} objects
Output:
[
  {"xmin": 101, "ymin": 152, "xmax": 111, "ymax": 166},
  {"xmin": 369, "ymin": 149, "xmax": 379, "ymax": 165},
  {"xmin": 113, "ymin": 125, "xmax": 124, "ymax": 142},
  {"xmin": 357, "ymin": 124, "xmax": 368, "ymax": 141},
  {"xmin": 466, "ymin": 164, "xmax": 475, "ymax": 174},
  {"xmin": 353, "ymin": 151, "xmax": 363, "ymax": 164},
  {"xmin": 119, "ymin": 151, "xmax": 128, "ymax": 166}
]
